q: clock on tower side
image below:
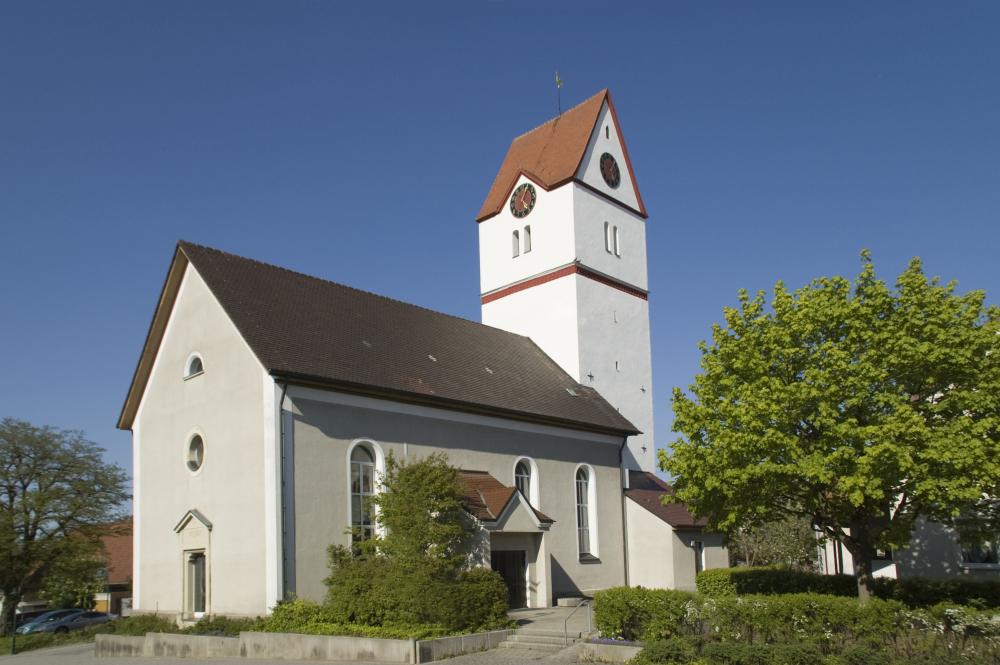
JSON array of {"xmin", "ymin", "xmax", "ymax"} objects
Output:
[{"xmin": 476, "ymin": 90, "xmax": 656, "ymax": 472}]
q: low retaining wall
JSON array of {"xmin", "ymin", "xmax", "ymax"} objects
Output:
[
  {"xmin": 579, "ymin": 642, "xmax": 643, "ymax": 663},
  {"xmin": 95, "ymin": 628, "xmax": 514, "ymax": 662},
  {"xmin": 416, "ymin": 629, "xmax": 513, "ymax": 662},
  {"xmin": 240, "ymin": 631, "xmax": 413, "ymax": 662}
]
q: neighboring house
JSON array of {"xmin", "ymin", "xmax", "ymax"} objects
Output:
[
  {"xmin": 94, "ymin": 519, "xmax": 133, "ymax": 615},
  {"xmin": 819, "ymin": 520, "xmax": 1000, "ymax": 580},
  {"xmin": 117, "ymin": 89, "xmax": 725, "ymax": 620},
  {"xmin": 625, "ymin": 471, "xmax": 728, "ymax": 590}
]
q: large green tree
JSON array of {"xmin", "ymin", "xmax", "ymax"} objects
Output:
[
  {"xmin": 0, "ymin": 418, "xmax": 129, "ymax": 634},
  {"xmin": 661, "ymin": 254, "xmax": 1000, "ymax": 599}
]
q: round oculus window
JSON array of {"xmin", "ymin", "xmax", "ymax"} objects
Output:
[
  {"xmin": 509, "ymin": 183, "xmax": 536, "ymax": 218},
  {"xmin": 187, "ymin": 435, "xmax": 205, "ymax": 472},
  {"xmin": 599, "ymin": 152, "xmax": 621, "ymax": 188}
]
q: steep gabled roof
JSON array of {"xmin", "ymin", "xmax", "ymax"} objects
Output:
[
  {"xmin": 118, "ymin": 242, "xmax": 638, "ymax": 437},
  {"xmin": 458, "ymin": 470, "xmax": 553, "ymax": 524},
  {"xmin": 476, "ymin": 89, "xmax": 646, "ymax": 221},
  {"xmin": 626, "ymin": 471, "xmax": 707, "ymax": 529}
]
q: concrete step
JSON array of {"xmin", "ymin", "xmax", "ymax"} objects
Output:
[
  {"xmin": 515, "ymin": 628, "xmax": 583, "ymax": 639},
  {"xmin": 509, "ymin": 634, "xmax": 575, "ymax": 646},
  {"xmin": 499, "ymin": 640, "xmax": 566, "ymax": 653}
]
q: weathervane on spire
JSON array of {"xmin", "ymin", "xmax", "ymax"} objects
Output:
[{"xmin": 555, "ymin": 71, "xmax": 564, "ymax": 115}]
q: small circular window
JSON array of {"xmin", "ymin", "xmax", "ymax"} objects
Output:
[{"xmin": 187, "ymin": 435, "xmax": 205, "ymax": 472}]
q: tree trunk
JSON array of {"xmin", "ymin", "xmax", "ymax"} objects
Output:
[
  {"xmin": 0, "ymin": 590, "xmax": 20, "ymax": 637},
  {"xmin": 844, "ymin": 530, "xmax": 876, "ymax": 602}
]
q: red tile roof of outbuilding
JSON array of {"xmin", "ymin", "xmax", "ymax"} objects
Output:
[{"xmin": 626, "ymin": 471, "xmax": 707, "ymax": 529}]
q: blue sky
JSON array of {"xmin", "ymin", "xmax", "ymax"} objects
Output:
[{"xmin": 1, "ymin": 1, "xmax": 998, "ymax": 477}]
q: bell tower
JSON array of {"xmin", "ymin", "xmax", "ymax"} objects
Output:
[{"xmin": 476, "ymin": 89, "xmax": 655, "ymax": 471}]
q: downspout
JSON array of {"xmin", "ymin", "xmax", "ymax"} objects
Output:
[
  {"xmin": 619, "ymin": 435, "xmax": 630, "ymax": 587},
  {"xmin": 277, "ymin": 380, "xmax": 289, "ymax": 601}
]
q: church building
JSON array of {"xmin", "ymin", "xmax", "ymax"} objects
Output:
[{"xmin": 117, "ymin": 89, "xmax": 727, "ymax": 619}]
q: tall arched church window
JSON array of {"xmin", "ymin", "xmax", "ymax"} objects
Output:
[
  {"xmin": 523, "ymin": 226, "xmax": 531, "ymax": 253},
  {"xmin": 350, "ymin": 445, "xmax": 376, "ymax": 543},
  {"xmin": 613, "ymin": 226, "xmax": 621, "ymax": 257},
  {"xmin": 576, "ymin": 467, "xmax": 591, "ymax": 556},
  {"xmin": 515, "ymin": 461, "xmax": 531, "ymax": 501},
  {"xmin": 604, "ymin": 222, "xmax": 612, "ymax": 253},
  {"xmin": 512, "ymin": 230, "xmax": 520, "ymax": 258}
]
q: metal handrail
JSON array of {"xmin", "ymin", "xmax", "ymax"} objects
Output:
[{"xmin": 563, "ymin": 599, "xmax": 593, "ymax": 646}]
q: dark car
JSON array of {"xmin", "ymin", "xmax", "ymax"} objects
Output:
[
  {"xmin": 14, "ymin": 609, "xmax": 50, "ymax": 628},
  {"xmin": 15, "ymin": 609, "xmax": 112, "ymax": 635}
]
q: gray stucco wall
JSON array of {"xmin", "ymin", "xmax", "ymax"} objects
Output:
[
  {"xmin": 896, "ymin": 518, "xmax": 1000, "ymax": 580},
  {"xmin": 285, "ymin": 389, "xmax": 627, "ymax": 605}
]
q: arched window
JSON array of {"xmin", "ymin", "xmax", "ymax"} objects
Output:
[
  {"xmin": 523, "ymin": 226, "xmax": 532, "ymax": 253},
  {"xmin": 613, "ymin": 226, "xmax": 621, "ymax": 257},
  {"xmin": 512, "ymin": 230, "xmax": 520, "ymax": 258},
  {"xmin": 604, "ymin": 222, "xmax": 612, "ymax": 253},
  {"xmin": 515, "ymin": 461, "xmax": 531, "ymax": 500},
  {"xmin": 187, "ymin": 435, "xmax": 205, "ymax": 473},
  {"xmin": 575, "ymin": 466, "xmax": 598, "ymax": 558},
  {"xmin": 185, "ymin": 353, "xmax": 204, "ymax": 379},
  {"xmin": 350, "ymin": 445, "xmax": 376, "ymax": 543}
]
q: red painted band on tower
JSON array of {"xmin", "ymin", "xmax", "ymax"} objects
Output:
[{"xmin": 481, "ymin": 265, "xmax": 648, "ymax": 305}]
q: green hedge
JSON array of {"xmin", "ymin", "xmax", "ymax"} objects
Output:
[
  {"xmin": 873, "ymin": 576, "xmax": 1000, "ymax": 609},
  {"xmin": 260, "ymin": 599, "xmax": 452, "ymax": 640},
  {"xmin": 695, "ymin": 567, "xmax": 857, "ymax": 598},
  {"xmin": 324, "ymin": 557, "xmax": 509, "ymax": 632},
  {"xmin": 596, "ymin": 587, "xmax": 999, "ymax": 663},
  {"xmin": 593, "ymin": 587, "xmax": 697, "ymax": 641},
  {"xmin": 696, "ymin": 567, "xmax": 1000, "ymax": 610}
]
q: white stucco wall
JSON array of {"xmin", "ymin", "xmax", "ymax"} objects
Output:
[
  {"xmin": 575, "ymin": 101, "xmax": 642, "ymax": 213},
  {"xmin": 132, "ymin": 265, "xmax": 271, "ymax": 617},
  {"xmin": 626, "ymin": 498, "xmax": 675, "ymax": 589},
  {"xmin": 478, "ymin": 176, "xmax": 576, "ymax": 295},
  {"xmin": 572, "ymin": 184, "xmax": 648, "ymax": 290},
  {"xmin": 481, "ymin": 276, "xmax": 580, "ymax": 380},
  {"xmin": 575, "ymin": 275, "xmax": 654, "ymax": 471}
]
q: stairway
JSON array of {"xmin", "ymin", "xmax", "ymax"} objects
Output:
[{"xmin": 498, "ymin": 627, "xmax": 584, "ymax": 655}]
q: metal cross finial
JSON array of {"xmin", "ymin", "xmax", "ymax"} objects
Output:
[{"xmin": 555, "ymin": 71, "xmax": 564, "ymax": 115}]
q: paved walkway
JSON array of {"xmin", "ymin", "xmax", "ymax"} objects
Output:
[{"xmin": 508, "ymin": 605, "xmax": 594, "ymax": 638}]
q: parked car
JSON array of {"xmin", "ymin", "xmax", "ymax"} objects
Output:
[
  {"xmin": 14, "ymin": 609, "xmax": 50, "ymax": 628},
  {"xmin": 15, "ymin": 609, "xmax": 112, "ymax": 635}
]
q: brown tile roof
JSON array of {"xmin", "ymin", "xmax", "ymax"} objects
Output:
[
  {"xmin": 476, "ymin": 89, "xmax": 647, "ymax": 221},
  {"xmin": 118, "ymin": 242, "xmax": 638, "ymax": 437},
  {"xmin": 458, "ymin": 470, "xmax": 553, "ymax": 524},
  {"xmin": 100, "ymin": 519, "xmax": 133, "ymax": 585},
  {"xmin": 626, "ymin": 471, "xmax": 707, "ymax": 529}
]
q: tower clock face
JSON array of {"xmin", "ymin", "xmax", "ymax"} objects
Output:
[
  {"xmin": 600, "ymin": 152, "xmax": 621, "ymax": 188},
  {"xmin": 510, "ymin": 183, "xmax": 536, "ymax": 218}
]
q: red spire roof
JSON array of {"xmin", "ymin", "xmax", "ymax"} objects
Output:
[{"xmin": 476, "ymin": 89, "xmax": 646, "ymax": 221}]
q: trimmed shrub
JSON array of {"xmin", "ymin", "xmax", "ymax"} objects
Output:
[
  {"xmin": 183, "ymin": 615, "xmax": 263, "ymax": 636},
  {"xmin": 700, "ymin": 594, "xmax": 904, "ymax": 649},
  {"xmin": 259, "ymin": 599, "xmax": 450, "ymax": 639},
  {"xmin": 838, "ymin": 645, "xmax": 889, "ymax": 665},
  {"xmin": 325, "ymin": 556, "xmax": 510, "ymax": 632},
  {"xmin": 97, "ymin": 614, "xmax": 179, "ymax": 635},
  {"xmin": 873, "ymin": 577, "xmax": 1000, "ymax": 609},
  {"xmin": 633, "ymin": 637, "xmax": 696, "ymax": 664},
  {"xmin": 701, "ymin": 642, "xmax": 824, "ymax": 665},
  {"xmin": 696, "ymin": 567, "xmax": 857, "ymax": 598},
  {"xmin": 594, "ymin": 586, "xmax": 697, "ymax": 641}
]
